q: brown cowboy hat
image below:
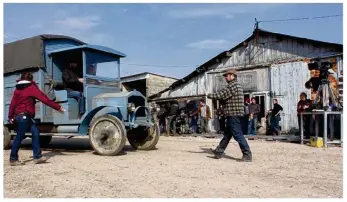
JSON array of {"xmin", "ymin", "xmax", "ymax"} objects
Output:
[{"xmin": 222, "ymin": 69, "xmax": 237, "ymax": 76}]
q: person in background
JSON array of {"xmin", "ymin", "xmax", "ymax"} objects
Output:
[
  {"xmin": 216, "ymin": 104, "xmax": 225, "ymax": 134},
  {"xmin": 248, "ymin": 97, "xmax": 260, "ymax": 136},
  {"xmin": 270, "ymin": 99, "xmax": 283, "ymax": 136},
  {"xmin": 157, "ymin": 104, "xmax": 167, "ymax": 135},
  {"xmin": 242, "ymin": 98, "xmax": 250, "ymax": 135},
  {"xmin": 8, "ymin": 72, "xmax": 65, "ymax": 166},
  {"xmin": 187, "ymin": 100, "xmax": 199, "ymax": 134},
  {"xmin": 197, "ymin": 100, "xmax": 211, "ymax": 134},
  {"xmin": 87, "ymin": 63, "xmax": 97, "ymax": 76},
  {"xmin": 62, "ymin": 62, "xmax": 85, "ymax": 118},
  {"xmin": 207, "ymin": 69, "xmax": 252, "ymax": 162},
  {"xmin": 167, "ymin": 101, "xmax": 180, "ymax": 135},
  {"xmin": 297, "ymin": 92, "xmax": 312, "ymax": 138}
]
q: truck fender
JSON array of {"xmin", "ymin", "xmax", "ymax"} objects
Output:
[{"xmin": 78, "ymin": 106, "xmax": 122, "ymax": 135}]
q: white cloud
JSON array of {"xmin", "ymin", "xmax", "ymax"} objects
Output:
[
  {"xmin": 168, "ymin": 4, "xmax": 282, "ymax": 19},
  {"xmin": 187, "ymin": 39, "xmax": 230, "ymax": 50},
  {"xmin": 53, "ymin": 16, "xmax": 101, "ymax": 32},
  {"xmin": 35, "ymin": 11, "xmax": 113, "ymax": 46}
]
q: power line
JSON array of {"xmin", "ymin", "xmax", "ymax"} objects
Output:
[
  {"xmin": 258, "ymin": 14, "xmax": 342, "ymax": 23},
  {"xmin": 121, "ymin": 63, "xmax": 198, "ymax": 68},
  {"xmin": 4, "ymin": 33, "xmax": 20, "ymax": 41}
]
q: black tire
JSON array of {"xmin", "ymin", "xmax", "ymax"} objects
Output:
[
  {"xmin": 4, "ymin": 126, "xmax": 11, "ymax": 150},
  {"xmin": 39, "ymin": 136, "xmax": 52, "ymax": 147},
  {"xmin": 89, "ymin": 115, "xmax": 126, "ymax": 156},
  {"xmin": 128, "ymin": 124, "xmax": 160, "ymax": 150}
]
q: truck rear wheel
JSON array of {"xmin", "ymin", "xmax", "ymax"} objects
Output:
[
  {"xmin": 128, "ymin": 124, "xmax": 160, "ymax": 150},
  {"xmin": 89, "ymin": 115, "xmax": 126, "ymax": 156},
  {"xmin": 4, "ymin": 126, "xmax": 11, "ymax": 150}
]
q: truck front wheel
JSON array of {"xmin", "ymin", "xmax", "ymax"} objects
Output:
[{"xmin": 89, "ymin": 115, "xmax": 126, "ymax": 156}]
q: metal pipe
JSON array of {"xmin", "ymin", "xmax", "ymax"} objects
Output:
[
  {"xmin": 57, "ymin": 125, "xmax": 79, "ymax": 133},
  {"xmin": 300, "ymin": 114, "xmax": 304, "ymax": 145},
  {"xmin": 323, "ymin": 112, "xmax": 328, "ymax": 148}
]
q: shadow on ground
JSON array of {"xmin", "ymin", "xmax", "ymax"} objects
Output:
[
  {"xmin": 9, "ymin": 137, "xmax": 139, "ymax": 156},
  {"xmin": 187, "ymin": 147, "xmax": 241, "ymax": 161}
]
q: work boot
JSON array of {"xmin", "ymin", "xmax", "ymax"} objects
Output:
[
  {"xmin": 210, "ymin": 148, "xmax": 223, "ymax": 159},
  {"xmin": 10, "ymin": 160, "xmax": 24, "ymax": 166},
  {"xmin": 33, "ymin": 156, "xmax": 49, "ymax": 164},
  {"xmin": 239, "ymin": 152, "xmax": 253, "ymax": 162}
]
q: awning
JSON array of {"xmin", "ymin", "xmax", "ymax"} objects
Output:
[
  {"xmin": 48, "ymin": 44, "xmax": 126, "ymax": 58},
  {"xmin": 149, "ymin": 94, "xmax": 206, "ymax": 102}
]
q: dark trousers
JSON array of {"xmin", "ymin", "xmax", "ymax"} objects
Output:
[
  {"xmin": 190, "ymin": 116, "xmax": 198, "ymax": 133},
  {"xmin": 10, "ymin": 115, "xmax": 42, "ymax": 161},
  {"xmin": 67, "ymin": 91, "xmax": 85, "ymax": 115},
  {"xmin": 270, "ymin": 115, "xmax": 280, "ymax": 135},
  {"xmin": 167, "ymin": 115, "xmax": 176, "ymax": 134},
  {"xmin": 298, "ymin": 114, "xmax": 311, "ymax": 138},
  {"xmin": 215, "ymin": 116, "xmax": 252, "ymax": 156}
]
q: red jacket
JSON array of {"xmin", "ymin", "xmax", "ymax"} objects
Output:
[{"xmin": 8, "ymin": 80, "xmax": 61, "ymax": 120}]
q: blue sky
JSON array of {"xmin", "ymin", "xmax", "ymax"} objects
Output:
[{"xmin": 4, "ymin": 3, "xmax": 343, "ymax": 79}]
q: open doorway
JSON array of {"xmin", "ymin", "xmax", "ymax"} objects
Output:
[{"xmin": 251, "ymin": 93, "xmax": 266, "ymax": 120}]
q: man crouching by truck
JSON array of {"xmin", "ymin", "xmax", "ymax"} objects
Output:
[{"xmin": 207, "ymin": 69, "xmax": 252, "ymax": 161}]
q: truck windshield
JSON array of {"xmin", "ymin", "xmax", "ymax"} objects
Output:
[{"xmin": 85, "ymin": 51, "xmax": 119, "ymax": 80}]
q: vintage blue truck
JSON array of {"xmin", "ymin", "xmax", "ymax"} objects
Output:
[{"xmin": 3, "ymin": 35, "xmax": 159, "ymax": 155}]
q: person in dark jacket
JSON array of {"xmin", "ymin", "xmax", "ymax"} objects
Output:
[
  {"xmin": 8, "ymin": 72, "xmax": 64, "ymax": 166},
  {"xmin": 62, "ymin": 62, "xmax": 85, "ymax": 117},
  {"xmin": 248, "ymin": 97, "xmax": 260, "ymax": 136},
  {"xmin": 167, "ymin": 101, "xmax": 180, "ymax": 135},
  {"xmin": 297, "ymin": 92, "xmax": 312, "ymax": 138},
  {"xmin": 270, "ymin": 99, "xmax": 283, "ymax": 136}
]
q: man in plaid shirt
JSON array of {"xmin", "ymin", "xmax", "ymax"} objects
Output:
[{"xmin": 207, "ymin": 69, "xmax": 252, "ymax": 161}]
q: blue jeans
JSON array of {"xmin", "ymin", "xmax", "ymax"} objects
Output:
[
  {"xmin": 190, "ymin": 116, "xmax": 198, "ymax": 133},
  {"xmin": 10, "ymin": 115, "xmax": 42, "ymax": 161},
  {"xmin": 215, "ymin": 116, "xmax": 252, "ymax": 155},
  {"xmin": 270, "ymin": 115, "xmax": 280, "ymax": 135},
  {"xmin": 67, "ymin": 91, "xmax": 85, "ymax": 115},
  {"xmin": 247, "ymin": 117, "xmax": 257, "ymax": 136}
]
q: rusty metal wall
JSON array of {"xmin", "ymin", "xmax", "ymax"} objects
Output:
[{"xmin": 270, "ymin": 61, "xmax": 311, "ymax": 133}]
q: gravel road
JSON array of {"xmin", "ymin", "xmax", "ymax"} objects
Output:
[{"xmin": 3, "ymin": 136, "xmax": 343, "ymax": 198}]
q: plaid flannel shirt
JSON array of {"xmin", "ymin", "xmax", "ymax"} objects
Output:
[{"xmin": 209, "ymin": 80, "xmax": 244, "ymax": 117}]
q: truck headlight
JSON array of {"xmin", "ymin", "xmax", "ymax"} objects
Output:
[{"xmin": 127, "ymin": 103, "xmax": 136, "ymax": 112}]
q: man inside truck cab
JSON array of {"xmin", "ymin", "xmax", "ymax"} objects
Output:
[{"xmin": 62, "ymin": 62, "xmax": 85, "ymax": 118}]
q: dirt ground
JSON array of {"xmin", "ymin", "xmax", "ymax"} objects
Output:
[{"xmin": 3, "ymin": 136, "xmax": 343, "ymax": 198}]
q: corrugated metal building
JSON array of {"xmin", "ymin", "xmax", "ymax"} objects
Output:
[
  {"xmin": 149, "ymin": 28, "xmax": 343, "ymax": 133},
  {"xmin": 120, "ymin": 72, "xmax": 177, "ymax": 98}
]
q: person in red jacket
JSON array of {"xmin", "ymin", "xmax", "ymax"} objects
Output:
[{"xmin": 8, "ymin": 72, "xmax": 64, "ymax": 166}]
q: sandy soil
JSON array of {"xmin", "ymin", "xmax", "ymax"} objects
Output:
[{"xmin": 3, "ymin": 136, "xmax": 343, "ymax": 198}]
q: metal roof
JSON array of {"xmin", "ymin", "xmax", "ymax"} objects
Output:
[
  {"xmin": 149, "ymin": 28, "xmax": 343, "ymax": 100},
  {"xmin": 93, "ymin": 91, "xmax": 145, "ymax": 99},
  {"xmin": 48, "ymin": 44, "xmax": 126, "ymax": 58},
  {"xmin": 120, "ymin": 72, "xmax": 178, "ymax": 83}
]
